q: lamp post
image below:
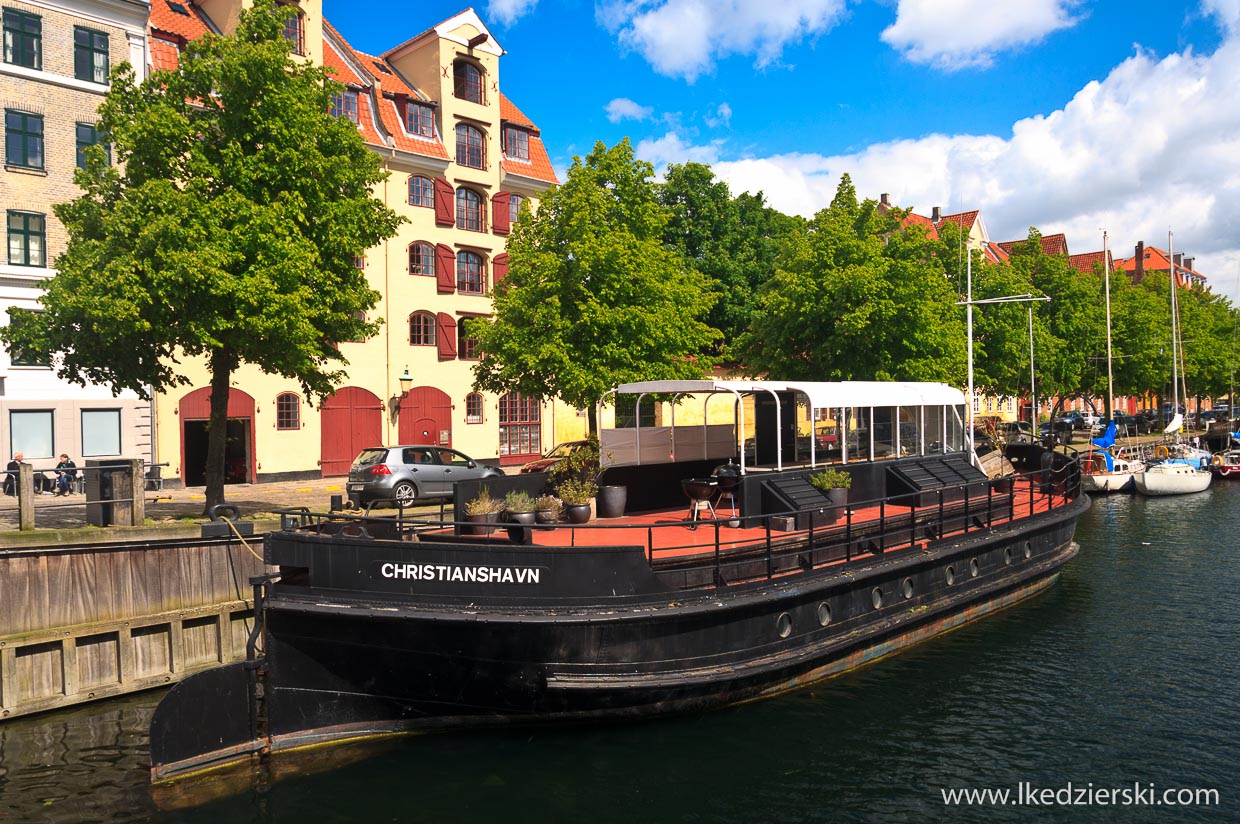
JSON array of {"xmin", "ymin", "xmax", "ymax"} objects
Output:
[
  {"xmin": 392, "ymin": 366, "xmax": 413, "ymax": 412},
  {"xmin": 957, "ymin": 253, "xmax": 1050, "ymax": 463}
]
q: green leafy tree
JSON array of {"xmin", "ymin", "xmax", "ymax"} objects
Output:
[
  {"xmin": 657, "ymin": 163, "xmax": 803, "ymax": 360},
  {"xmin": 1, "ymin": 0, "xmax": 402, "ymax": 511},
  {"xmin": 737, "ymin": 175, "xmax": 965, "ymax": 383},
  {"xmin": 469, "ymin": 139, "xmax": 720, "ymax": 430}
]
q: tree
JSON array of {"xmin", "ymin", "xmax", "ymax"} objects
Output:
[
  {"xmin": 736, "ymin": 175, "xmax": 965, "ymax": 383},
  {"xmin": 657, "ymin": 163, "xmax": 803, "ymax": 361},
  {"xmin": 469, "ymin": 139, "xmax": 720, "ymax": 431},
  {"xmin": 1, "ymin": 0, "xmax": 402, "ymax": 511}
]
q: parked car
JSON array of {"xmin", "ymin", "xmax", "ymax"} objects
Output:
[
  {"xmin": 1056, "ymin": 411, "xmax": 1086, "ymax": 430},
  {"xmin": 1112, "ymin": 413, "xmax": 1152, "ymax": 435},
  {"xmin": 347, "ymin": 445, "xmax": 502, "ymax": 507},
  {"xmin": 519, "ymin": 440, "xmax": 590, "ymax": 474},
  {"xmin": 996, "ymin": 420, "xmax": 1035, "ymax": 442}
]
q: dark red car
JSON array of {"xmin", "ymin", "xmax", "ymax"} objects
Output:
[{"xmin": 519, "ymin": 440, "xmax": 589, "ymax": 474}]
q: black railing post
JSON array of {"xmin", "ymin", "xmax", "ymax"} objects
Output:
[
  {"xmin": 878, "ymin": 499, "xmax": 886, "ymax": 553},
  {"xmin": 765, "ymin": 517, "xmax": 773, "ymax": 579},
  {"xmin": 938, "ymin": 488, "xmax": 945, "ymax": 537},
  {"xmin": 846, "ymin": 506, "xmax": 853, "ymax": 563},
  {"xmin": 987, "ymin": 482, "xmax": 993, "ymax": 527},
  {"xmin": 963, "ymin": 482, "xmax": 970, "ymax": 535}
]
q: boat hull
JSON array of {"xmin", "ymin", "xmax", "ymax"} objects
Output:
[
  {"xmin": 1133, "ymin": 464, "xmax": 1212, "ymax": 496},
  {"xmin": 150, "ymin": 493, "xmax": 1087, "ymax": 793}
]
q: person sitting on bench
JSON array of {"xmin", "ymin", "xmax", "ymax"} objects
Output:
[{"xmin": 54, "ymin": 454, "xmax": 78, "ymax": 496}]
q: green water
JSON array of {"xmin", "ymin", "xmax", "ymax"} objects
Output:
[{"xmin": 2, "ymin": 485, "xmax": 1237, "ymax": 823}]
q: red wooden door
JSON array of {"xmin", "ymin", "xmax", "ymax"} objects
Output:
[
  {"xmin": 320, "ymin": 386, "xmax": 382, "ymax": 476},
  {"xmin": 398, "ymin": 386, "xmax": 453, "ymax": 447}
]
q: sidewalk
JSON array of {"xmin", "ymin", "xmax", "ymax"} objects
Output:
[{"xmin": 0, "ymin": 477, "xmax": 452, "ymax": 533}]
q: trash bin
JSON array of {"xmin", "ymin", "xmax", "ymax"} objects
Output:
[{"xmin": 85, "ymin": 459, "xmax": 129, "ymax": 527}]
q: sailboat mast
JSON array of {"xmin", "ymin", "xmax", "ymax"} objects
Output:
[
  {"xmin": 1169, "ymin": 230, "xmax": 1179, "ymax": 412},
  {"xmin": 1104, "ymin": 230, "xmax": 1114, "ymax": 418}
]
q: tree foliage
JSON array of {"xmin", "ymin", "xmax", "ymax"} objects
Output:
[
  {"xmin": 1, "ymin": 0, "xmax": 402, "ymax": 508},
  {"xmin": 736, "ymin": 175, "xmax": 965, "ymax": 383},
  {"xmin": 469, "ymin": 139, "xmax": 720, "ymax": 427}
]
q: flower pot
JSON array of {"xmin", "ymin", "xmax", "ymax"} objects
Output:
[
  {"xmin": 596, "ymin": 485, "xmax": 627, "ymax": 518},
  {"xmin": 465, "ymin": 512, "xmax": 500, "ymax": 535},
  {"xmin": 535, "ymin": 509, "xmax": 559, "ymax": 525},
  {"xmin": 817, "ymin": 487, "xmax": 848, "ymax": 525},
  {"xmin": 564, "ymin": 503, "xmax": 591, "ymax": 524},
  {"xmin": 506, "ymin": 511, "xmax": 536, "ymax": 525}
]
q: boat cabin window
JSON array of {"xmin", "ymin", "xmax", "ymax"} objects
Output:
[
  {"xmin": 898, "ymin": 407, "xmax": 921, "ymax": 456},
  {"xmin": 925, "ymin": 404, "xmax": 947, "ymax": 453},
  {"xmin": 845, "ymin": 407, "xmax": 872, "ymax": 462}
]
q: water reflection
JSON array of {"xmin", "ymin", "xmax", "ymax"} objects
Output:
[{"xmin": 1, "ymin": 485, "xmax": 1238, "ymax": 822}]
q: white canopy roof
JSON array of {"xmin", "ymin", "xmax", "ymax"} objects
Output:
[{"xmin": 611, "ymin": 379, "xmax": 965, "ymax": 408}]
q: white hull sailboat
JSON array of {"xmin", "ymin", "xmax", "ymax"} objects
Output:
[{"xmin": 1133, "ymin": 461, "xmax": 1211, "ymax": 495}]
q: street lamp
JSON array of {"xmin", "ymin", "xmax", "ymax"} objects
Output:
[{"xmin": 391, "ymin": 366, "xmax": 413, "ymax": 412}]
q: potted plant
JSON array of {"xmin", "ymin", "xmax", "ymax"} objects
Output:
[
  {"xmin": 463, "ymin": 485, "xmax": 502, "ymax": 535},
  {"xmin": 534, "ymin": 494, "xmax": 562, "ymax": 525},
  {"xmin": 808, "ymin": 467, "xmax": 852, "ymax": 524},
  {"xmin": 503, "ymin": 490, "xmax": 537, "ymax": 525},
  {"xmin": 551, "ymin": 437, "xmax": 628, "ymax": 518},
  {"xmin": 556, "ymin": 478, "xmax": 596, "ymax": 524}
]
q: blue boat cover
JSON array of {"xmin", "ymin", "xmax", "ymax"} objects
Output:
[{"xmin": 1090, "ymin": 421, "xmax": 1118, "ymax": 471}]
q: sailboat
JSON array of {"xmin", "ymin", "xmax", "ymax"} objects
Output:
[
  {"xmin": 1081, "ymin": 231, "xmax": 1146, "ymax": 493},
  {"xmin": 1134, "ymin": 231, "xmax": 1212, "ymax": 496}
]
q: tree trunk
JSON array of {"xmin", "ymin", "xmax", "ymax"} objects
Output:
[{"xmin": 202, "ymin": 349, "xmax": 234, "ymax": 515}]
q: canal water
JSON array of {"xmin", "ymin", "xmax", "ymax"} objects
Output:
[{"xmin": 2, "ymin": 484, "xmax": 1238, "ymax": 823}]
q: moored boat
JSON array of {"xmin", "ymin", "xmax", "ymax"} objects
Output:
[
  {"xmin": 148, "ymin": 380, "xmax": 1088, "ymax": 806},
  {"xmin": 1209, "ymin": 447, "xmax": 1240, "ymax": 478},
  {"xmin": 1133, "ymin": 460, "xmax": 1212, "ymax": 495}
]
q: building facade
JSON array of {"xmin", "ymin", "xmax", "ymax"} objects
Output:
[
  {"xmin": 147, "ymin": 3, "xmax": 564, "ymax": 485},
  {"xmin": 1, "ymin": 0, "xmax": 150, "ymax": 469}
]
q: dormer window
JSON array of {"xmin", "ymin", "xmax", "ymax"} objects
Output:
[
  {"xmin": 330, "ymin": 89, "xmax": 358, "ymax": 123},
  {"xmin": 406, "ymin": 102, "xmax": 434, "ymax": 137},
  {"xmin": 453, "ymin": 60, "xmax": 483, "ymax": 104},
  {"xmin": 502, "ymin": 127, "xmax": 529, "ymax": 161}
]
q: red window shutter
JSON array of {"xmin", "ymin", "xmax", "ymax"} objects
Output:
[
  {"xmin": 433, "ymin": 177, "xmax": 455, "ymax": 226},
  {"xmin": 491, "ymin": 191, "xmax": 511, "ymax": 235},
  {"xmin": 436, "ymin": 312, "xmax": 458, "ymax": 360},
  {"xmin": 492, "ymin": 252, "xmax": 509, "ymax": 285},
  {"xmin": 435, "ymin": 243, "xmax": 456, "ymax": 294}
]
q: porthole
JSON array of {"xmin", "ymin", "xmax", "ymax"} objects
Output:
[
  {"xmin": 901, "ymin": 577, "xmax": 914, "ymax": 599},
  {"xmin": 817, "ymin": 602, "xmax": 832, "ymax": 626},
  {"xmin": 969, "ymin": 558, "xmax": 980, "ymax": 578},
  {"xmin": 1004, "ymin": 547, "xmax": 1013, "ymax": 566},
  {"xmin": 1024, "ymin": 541, "xmax": 1033, "ymax": 560},
  {"xmin": 871, "ymin": 587, "xmax": 883, "ymax": 610},
  {"xmin": 776, "ymin": 612, "xmax": 792, "ymax": 638}
]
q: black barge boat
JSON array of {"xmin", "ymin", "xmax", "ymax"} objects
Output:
[{"xmin": 150, "ymin": 380, "xmax": 1087, "ymax": 804}]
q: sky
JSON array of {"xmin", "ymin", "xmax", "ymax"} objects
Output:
[{"xmin": 324, "ymin": 0, "xmax": 1240, "ymax": 302}]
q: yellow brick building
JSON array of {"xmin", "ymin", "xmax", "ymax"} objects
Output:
[{"xmin": 147, "ymin": 3, "xmax": 565, "ymax": 485}]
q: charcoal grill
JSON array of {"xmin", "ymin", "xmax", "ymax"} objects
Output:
[
  {"xmin": 712, "ymin": 462, "xmax": 743, "ymax": 520},
  {"xmin": 681, "ymin": 477, "xmax": 718, "ymax": 530}
]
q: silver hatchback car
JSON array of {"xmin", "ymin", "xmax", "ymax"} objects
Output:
[{"xmin": 346, "ymin": 445, "xmax": 503, "ymax": 507}]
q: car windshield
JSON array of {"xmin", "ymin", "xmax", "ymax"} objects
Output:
[
  {"xmin": 353, "ymin": 448, "xmax": 388, "ymax": 467},
  {"xmin": 545, "ymin": 442, "xmax": 580, "ymax": 459}
]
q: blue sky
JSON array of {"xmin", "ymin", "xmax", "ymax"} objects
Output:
[{"xmin": 324, "ymin": 0, "xmax": 1240, "ymax": 300}]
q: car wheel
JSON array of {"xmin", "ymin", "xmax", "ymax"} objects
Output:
[{"xmin": 392, "ymin": 481, "xmax": 418, "ymax": 507}]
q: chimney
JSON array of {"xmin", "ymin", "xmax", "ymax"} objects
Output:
[
  {"xmin": 1185, "ymin": 256, "xmax": 1194, "ymax": 271},
  {"xmin": 931, "ymin": 206, "xmax": 941, "ymax": 223},
  {"xmin": 880, "ymin": 193, "xmax": 890, "ymax": 207},
  {"xmin": 1134, "ymin": 242, "xmax": 1144, "ymax": 283},
  {"xmin": 1174, "ymin": 252, "xmax": 1183, "ymax": 268}
]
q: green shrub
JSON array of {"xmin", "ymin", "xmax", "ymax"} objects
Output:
[
  {"xmin": 464, "ymin": 485, "xmax": 502, "ymax": 515},
  {"xmin": 808, "ymin": 467, "xmax": 852, "ymax": 491},
  {"xmin": 556, "ymin": 478, "xmax": 597, "ymax": 506},
  {"xmin": 534, "ymin": 495, "xmax": 562, "ymax": 514},
  {"xmin": 503, "ymin": 490, "xmax": 536, "ymax": 513}
]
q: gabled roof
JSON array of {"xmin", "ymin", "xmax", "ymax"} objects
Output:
[
  {"xmin": 150, "ymin": 0, "xmax": 213, "ymax": 42},
  {"xmin": 899, "ymin": 211, "xmax": 939, "ymax": 240},
  {"xmin": 1115, "ymin": 246, "xmax": 1207, "ymax": 287},
  {"xmin": 500, "ymin": 93, "xmax": 557, "ymax": 184},
  {"xmin": 997, "ymin": 233, "xmax": 1069, "ymax": 258},
  {"xmin": 940, "ymin": 210, "xmax": 979, "ymax": 231},
  {"xmin": 983, "ymin": 241, "xmax": 1010, "ymax": 264}
]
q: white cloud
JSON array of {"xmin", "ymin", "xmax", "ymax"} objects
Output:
[
  {"xmin": 596, "ymin": 0, "xmax": 847, "ymax": 82},
  {"xmin": 881, "ymin": 0, "xmax": 1080, "ymax": 70},
  {"xmin": 705, "ymin": 102, "xmax": 733, "ymax": 128},
  {"xmin": 605, "ymin": 97, "xmax": 655, "ymax": 123},
  {"xmin": 633, "ymin": 35, "xmax": 1240, "ymax": 303},
  {"xmin": 1203, "ymin": 0, "xmax": 1240, "ymax": 33},
  {"xmin": 486, "ymin": 0, "xmax": 539, "ymax": 26}
]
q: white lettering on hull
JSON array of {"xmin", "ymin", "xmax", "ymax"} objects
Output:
[{"xmin": 379, "ymin": 562, "xmax": 541, "ymax": 584}]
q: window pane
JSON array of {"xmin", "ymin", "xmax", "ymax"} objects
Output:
[
  {"xmin": 82, "ymin": 409, "xmax": 121, "ymax": 456},
  {"xmin": 11, "ymin": 410, "xmax": 54, "ymax": 459}
]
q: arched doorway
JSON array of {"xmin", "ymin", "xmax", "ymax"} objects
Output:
[
  {"xmin": 398, "ymin": 386, "xmax": 453, "ymax": 447},
  {"xmin": 179, "ymin": 387, "xmax": 257, "ymax": 486},
  {"xmin": 320, "ymin": 387, "xmax": 383, "ymax": 476}
]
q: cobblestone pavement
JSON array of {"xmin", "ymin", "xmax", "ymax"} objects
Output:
[{"xmin": 0, "ymin": 477, "xmax": 454, "ymax": 533}]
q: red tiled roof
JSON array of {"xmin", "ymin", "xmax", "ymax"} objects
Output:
[
  {"xmin": 377, "ymin": 95, "xmax": 449, "ymax": 159},
  {"xmin": 502, "ymin": 136, "xmax": 558, "ymax": 184},
  {"xmin": 1068, "ymin": 250, "xmax": 1112, "ymax": 275},
  {"xmin": 940, "ymin": 210, "xmax": 979, "ymax": 231},
  {"xmin": 149, "ymin": 0, "xmax": 211, "ymax": 42},
  {"xmin": 1115, "ymin": 246, "xmax": 1206, "ymax": 287},
  {"xmin": 900, "ymin": 212, "xmax": 939, "ymax": 240},
  {"xmin": 150, "ymin": 37, "xmax": 182, "ymax": 72},
  {"xmin": 997, "ymin": 233, "xmax": 1069, "ymax": 258},
  {"xmin": 983, "ymin": 241, "xmax": 1010, "ymax": 264},
  {"xmin": 500, "ymin": 93, "xmax": 536, "ymax": 131}
]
